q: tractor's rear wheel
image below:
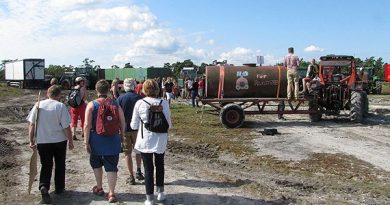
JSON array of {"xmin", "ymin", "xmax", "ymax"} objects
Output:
[
  {"xmin": 308, "ymin": 99, "xmax": 322, "ymax": 122},
  {"xmin": 362, "ymin": 91, "xmax": 369, "ymax": 118},
  {"xmin": 61, "ymin": 79, "xmax": 71, "ymax": 90},
  {"xmin": 350, "ymin": 91, "xmax": 363, "ymax": 123},
  {"xmin": 220, "ymin": 104, "xmax": 245, "ymax": 128},
  {"xmin": 375, "ymin": 81, "xmax": 382, "ymax": 94}
]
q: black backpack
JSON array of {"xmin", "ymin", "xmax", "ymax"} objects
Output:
[
  {"xmin": 141, "ymin": 99, "xmax": 169, "ymax": 134},
  {"xmin": 67, "ymin": 88, "xmax": 83, "ymax": 108}
]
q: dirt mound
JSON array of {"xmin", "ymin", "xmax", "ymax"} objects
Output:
[
  {"xmin": 0, "ymin": 137, "xmax": 17, "ymax": 156},
  {"xmin": 168, "ymin": 140, "xmax": 219, "ymax": 159},
  {"xmin": 0, "ymin": 128, "xmax": 10, "ymax": 135},
  {"xmin": 0, "ymin": 105, "xmax": 32, "ymax": 122}
]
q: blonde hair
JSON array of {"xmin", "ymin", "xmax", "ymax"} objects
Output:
[
  {"xmin": 142, "ymin": 79, "xmax": 160, "ymax": 97},
  {"xmin": 47, "ymin": 85, "xmax": 61, "ymax": 98}
]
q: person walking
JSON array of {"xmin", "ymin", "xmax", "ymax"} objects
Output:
[
  {"xmin": 164, "ymin": 77, "xmax": 174, "ymax": 107},
  {"xmin": 110, "ymin": 78, "xmax": 120, "ymax": 99},
  {"xmin": 131, "ymin": 79, "xmax": 172, "ymax": 205},
  {"xmin": 83, "ymin": 80, "xmax": 126, "ymax": 203},
  {"xmin": 70, "ymin": 77, "xmax": 88, "ymax": 140},
  {"xmin": 117, "ymin": 78, "xmax": 145, "ymax": 185},
  {"xmin": 26, "ymin": 85, "xmax": 74, "ymax": 204},
  {"xmin": 284, "ymin": 47, "xmax": 300, "ymax": 100},
  {"xmin": 191, "ymin": 78, "xmax": 199, "ymax": 107}
]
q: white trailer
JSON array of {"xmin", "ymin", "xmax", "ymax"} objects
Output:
[{"xmin": 5, "ymin": 59, "xmax": 45, "ymax": 88}]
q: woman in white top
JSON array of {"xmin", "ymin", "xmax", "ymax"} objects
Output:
[{"xmin": 131, "ymin": 79, "xmax": 172, "ymax": 205}]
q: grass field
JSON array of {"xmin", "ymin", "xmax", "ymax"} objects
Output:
[{"xmin": 169, "ymin": 104, "xmax": 256, "ymax": 156}]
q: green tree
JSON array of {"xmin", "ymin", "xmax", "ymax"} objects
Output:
[
  {"xmin": 45, "ymin": 65, "xmax": 68, "ymax": 78},
  {"xmin": 83, "ymin": 58, "xmax": 95, "ymax": 67},
  {"xmin": 198, "ymin": 62, "xmax": 209, "ymax": 75},
  {"xmin": 124, "ymin": 63, "xmax": 133, "ymax": 68},
  {"xmin": 111, "ymin": 65, "xmax": 119, "ymax": 69}
]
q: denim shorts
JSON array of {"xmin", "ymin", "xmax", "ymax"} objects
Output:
[{"xmin": 90, "ymin": 154, "xmax": 119, "ymax": 172}]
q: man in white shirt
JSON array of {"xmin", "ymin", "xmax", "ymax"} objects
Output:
[{"xmin": 26, "ymin": 85, "xmax": 74, "ymax": 204}]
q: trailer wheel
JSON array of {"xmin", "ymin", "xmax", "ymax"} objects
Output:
[
  {"xmin": 220, "ymin": 104, "xmax": 245, "ymax": 128},
  {"xmin": 350, "ymin": 91, "xmax": 363, "ymax": 123},
  {"xmin": 308, "ymin": 99, "xmax": 322, "ymax": 122},
  {"xmin": 362, "ymin": 91, "xmax": 369, "ymax": 118}
]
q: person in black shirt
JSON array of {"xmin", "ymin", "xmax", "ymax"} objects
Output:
[
  {"xmin": 164, "ymin": 77, "xmax": 174, "ymax": 107},
  {"xmin": 191, "ymin": 78, "xmax": 199, "ymax": 107}
]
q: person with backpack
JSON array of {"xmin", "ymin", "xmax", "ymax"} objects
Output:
[
  {"xmin": 130, "ymin": 79, "xmax": 172, "ymax": 205},
  {"xmin": 26, "ymin": 85, "xmax": 74, "ymax": 204},
  {"xmin": 83, "ymin": 80, "xmax": 126, "ymax": 203},
  {"xmin": 69, "ymin": 77, "xmax": 88, "ymax": 140},
  {"xmin": 117, "ymin": 78, "xmax": 145, "ymax": 185}
]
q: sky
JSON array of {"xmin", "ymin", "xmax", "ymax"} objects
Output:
[{"xmin": 0, "ymin": 0, "xmax": 389, "ymax": 68}]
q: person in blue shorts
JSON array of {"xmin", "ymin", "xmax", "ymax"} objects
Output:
[{"xmin": 83, "ymin": 80, "xmax": 126, "ymax": 203}]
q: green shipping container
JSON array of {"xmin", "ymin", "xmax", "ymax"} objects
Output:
[{"xmin": 103, "ymin": 67, "xmax": 173, "ymax": 81}]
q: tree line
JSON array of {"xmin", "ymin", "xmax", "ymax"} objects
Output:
[{"xmin": 0, "ymin": 56, "xmax": 388, "ymax": 81}]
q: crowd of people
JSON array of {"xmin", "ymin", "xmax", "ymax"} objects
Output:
[
  {"xmin": 28, "ymin": 47, "xmax": 318, "ymax": 204},
  {"xmin": 27, "ymin": 77, "xmax": 173, "ymax": 204}
]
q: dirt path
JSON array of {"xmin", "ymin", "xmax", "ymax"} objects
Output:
[{"xmin": 1, "ymin": 90, "xmax": 390, "ymax": 204}]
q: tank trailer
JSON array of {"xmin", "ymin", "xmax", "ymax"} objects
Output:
[{"xmin": 201, "ymin": 55, "xmax": 368, "ymax": 128}]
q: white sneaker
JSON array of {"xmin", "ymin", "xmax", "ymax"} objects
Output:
[
  {"xmin": 144, "ymin": 199, "xmax": 154, "ymax": 205},
  {"xmin": 157, "ymin": 192, "xmax": 166, "ymax": 201}
]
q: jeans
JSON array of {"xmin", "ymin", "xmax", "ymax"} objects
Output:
[
  {"xmin": 141, "ymin": 152, "xmax": 165, "ymax": 195},
  {"xmin": 37, "ymin": 140, "xmax": 67, "ymax": 191},
  {"xmin": 191, "ymin": 90, "xmax": 198, "ymax": 107}
]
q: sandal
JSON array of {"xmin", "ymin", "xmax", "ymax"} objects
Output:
[
  {"xmin": 106, "ymin": 193, "xmax": 118, "ymax": 203},
  {"xmin": 92, "ymin": 186, "xmax": 105, "ymax": 196}
]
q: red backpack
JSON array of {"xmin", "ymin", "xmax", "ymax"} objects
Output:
[{"xmin": 95, "ymin": 98, "xmax": 120, "ymax": 136}]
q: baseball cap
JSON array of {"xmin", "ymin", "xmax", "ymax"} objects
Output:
[
  {"xmin": 123, "ymin": 78, "xmax": 136, "ymax": 91},
  {"xmin": 75, "ymin": 77, "xmax": 85, "ymax": 82}
]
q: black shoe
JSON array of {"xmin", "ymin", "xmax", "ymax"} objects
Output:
[
  {"xmin": 278, "ymin": 117, "xmax": 286, "ymax": 121},
  {"xmin": 55, "ymin": 189, "xmax": 64, "ymax": 195},
  {"xmin": 127, "ymin": 175, "xmax": 136, "ymax": 185},
  {"xmin": 136, "ymin": 172, "xmax": 145, "ymax": 180},
  {"xmin": 40, "ymin": 186, "xmax": 52, "ymax": 204},
  {"xmin": 73, "ymin": 135, "xmax": 79, "ymax": 141}
]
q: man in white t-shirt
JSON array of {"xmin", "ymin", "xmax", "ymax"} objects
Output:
[{"xmin": 26, "ymin": 85, "xmax": 74, "ymax": 204}]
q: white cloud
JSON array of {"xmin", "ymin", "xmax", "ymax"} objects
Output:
[
  {"xmin": 50, "ymin": 0, "xmax": 102, "ymax": 8},
  {"xmin": 134, "ymin": 28, "xmax": 180, "ymax": 52},
  {"xmin": 304, "ymin": 45, "xmax": 325, "ymax": 52},
  {"xmin": 62, "ymin": 6, "xmax": 157, "ymax": 32},
  {"xmin": 0, "ymin": 1, "xmax": 276, "ymax": 68},
  {"xmin": 219, "ymin": 47, "xmax": 258, "ymax": 65}
]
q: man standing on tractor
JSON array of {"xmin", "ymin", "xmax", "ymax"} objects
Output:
[
  {"xmin": 284, "ymin": 47, "xmax": 300, "ymax": 100},
  {"xmin": 302, "ymin": 58, "xmax": 320, "ymax": 94}
]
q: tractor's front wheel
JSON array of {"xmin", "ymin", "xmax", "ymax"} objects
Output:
[
  {"xmin": 308, "ymin": 99, "xmax": 322, "ymax": 122},
  {"xmin": 350, "ymin": 91, "xmax": 364, "ymax": 123},
  {"xmin": 220, "ymin": 104, "xmax": 245, "ymax": 128},
  {"xmin": 362, "ymin": 91, "xmax": 369, "ymax": 118}
]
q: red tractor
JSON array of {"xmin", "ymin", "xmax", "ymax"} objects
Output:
[{"xmin": 308, "ymin": 55, "xmax": 368, "ymax": 122}]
